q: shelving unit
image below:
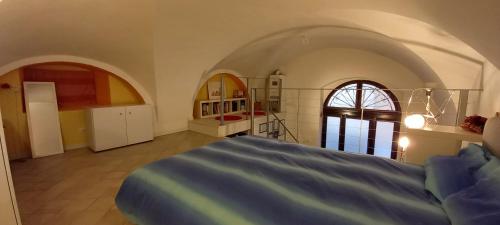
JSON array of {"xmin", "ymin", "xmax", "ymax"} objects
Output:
[{"xmin": 197, "ymin": 98, "xmax": 247, "ymax": 119}]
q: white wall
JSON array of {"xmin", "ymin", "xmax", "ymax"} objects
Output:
[
  {"xmin": 280, "ymin": 48, "xmax": 425, "ymax": 146},
  {"xmin": 407, "ymin": 44, "xmax": 483, "ymax": 89},
  {"xmin": 479, "ymin": 61, "xmax": 500, "ymax": 117},
  {"xmin": 283, "ymin": 48, "xmax": 424, "ymax": 89}
]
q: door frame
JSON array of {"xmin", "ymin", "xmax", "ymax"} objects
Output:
[
  {"xmin": 0, "ymin": 107, "xmax": 22, "ymax": 225},
  {"xmin": 321, "ymin": 80, "xmax": 401, "ymax": 159}
]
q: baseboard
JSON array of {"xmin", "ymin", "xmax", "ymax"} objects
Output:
[
  {"xmin": 64, "ymin": 143, "xmax": 89, "ymax": 151},
  {"xmin": 154, "ymin": 127, "xmax": 188, "ymax": 137}
]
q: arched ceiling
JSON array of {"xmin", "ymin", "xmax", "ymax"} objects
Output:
[
  {"xmin": 0, "ymin": 0, "xmax": 155, "ymax": 99},
  {"xmin": 211, "ymin": 11, "xmax": 485, "ymax": 89},
  {"xmin": 212, "ymin": 26, "xmax": 443, "ymax": 84},
  {"xmin": 1, "ymin": 0, "xmax": 499, "ymax": 133},
  {"xmin": 0, "ymin": 1, "xmax": 498, "ymax": 89}
]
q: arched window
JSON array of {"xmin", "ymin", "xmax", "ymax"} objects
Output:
[{"xmin": 321, "ymin": 80, "xmax": 401, "ymax": 159}]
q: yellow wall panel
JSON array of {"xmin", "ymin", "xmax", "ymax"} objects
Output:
[
  {"xmin": 0, "ymin": 70, "xmax": 31, "ymax": 159},
  {"xmin": 109, "ymin": 75, "xmax": 143, "ymax": 105},
  {"xmin": 58, "ymin": 110, "xmax": 87, "ymax": 149},
  {"xmin": 195, "ymin": 74, "xmax": 246, "ymax": 101}
]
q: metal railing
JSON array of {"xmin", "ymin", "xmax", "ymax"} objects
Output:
[
  {"xmin": 208, "ymin": 75, "xmax": 482, "ymax": 158},
  {"xmin": 248, "ymin": 87, "xmax": 482, "ymax": 155}
]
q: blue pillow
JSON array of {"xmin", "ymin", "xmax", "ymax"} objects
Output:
[
  {"xmin": 482, "ymin": 147, "xmax": 494, "ymax": 160},
  {"xmin": 475, "ymin": 157, "xmax": 500, "ymax": 180},
  {"xmin": 424, "ymin": 156, "xmax": 476, "ymax": 202},
  {"xmin": 443, "ymin": 169, "xmax": 500, "ymax": 225},
  {"xmin": 457, "ymin": 144, "xmax": 488, "ymax": 171},
  {"xmin": 458, "ymin": 143, "xmax": 483, "ymax": 157}
]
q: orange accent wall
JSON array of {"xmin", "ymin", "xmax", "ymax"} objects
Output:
[{"xmin": 94, "ymin": 70, "xmax": 111, "ymax": 105}]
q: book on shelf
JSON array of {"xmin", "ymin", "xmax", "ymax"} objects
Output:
[
  {"xmin": 240, "ymin": 100, "xmax": 246, "ymax": 110},
  {"xmin": 201, "ymin": 103, "xmax": 209, "ymax": 116},
  {"xmin": 213, "ymin": 102, "xmax": 220, "ymax": 114}
]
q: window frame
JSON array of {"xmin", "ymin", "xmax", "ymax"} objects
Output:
[{"xmin": 321, "ymin": 80, "xmax": 402, "ymax": 159}]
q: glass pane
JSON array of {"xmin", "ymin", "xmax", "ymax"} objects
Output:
[
  {"xmin": 325, "ymin": 117, "xmax": 340, "ymax": 150},
  {"xmin": 361, "ymin": 84, "xmax": 395, "ymax": 111},
  {"xmin": 328, "ymin": 84, "xmax": 357, "ymax": 108},
  {"xmin": 344, "ymin": 119, "xmax": 369, "ymax": 154},
  {"xmin": 374, "ymin": 121, "xmax": 395, "ymax": 158}
]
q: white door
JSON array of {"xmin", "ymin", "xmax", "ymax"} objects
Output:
[
  {"xmin": 126, "ymin": 105, "xmax": 154, "ymax": 145},
  {"xmin": 0, "ymin": 109, "xmax": 21, "ymax": 225},
  {"xmin": 91, "ymin": 107, "xmax": 128, "ymax": 151},
  {"xmin": 24, "ymin": 82, "xmax": 64, "ymax": 158}
]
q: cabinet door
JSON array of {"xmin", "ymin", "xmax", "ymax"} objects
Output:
[
  {"xmin": 91, "ymin": 107, "xmax": 128, "ymax": 151},
  {"xmin": 126, "ymin": 105, "xmax": 154, "ymax": 145}
]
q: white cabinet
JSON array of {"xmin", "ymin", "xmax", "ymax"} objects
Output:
[
  {"xmin": 405, "ymin": 125, "xmax": 482, "ymax": 165},
  {"xmin": 126, "ymin": 105, "xmax": 154, "ymax": 145},
  {"xmin": 87, "ymin": 105, "xmax": 154, "ymax": 152}
]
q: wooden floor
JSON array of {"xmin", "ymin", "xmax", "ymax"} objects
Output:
[{"xmin": 10, "ymin": 131, "xmax": 220, "ymax": 225}]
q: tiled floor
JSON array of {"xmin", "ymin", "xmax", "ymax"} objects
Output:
[{"xmin": 10, "ymin": 131, "xmax": 220, "ymax": 225}]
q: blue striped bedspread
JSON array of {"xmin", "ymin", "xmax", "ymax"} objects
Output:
[{"xmin": 115, "ymin": 136, "xmax": 450, "ymax": 225}]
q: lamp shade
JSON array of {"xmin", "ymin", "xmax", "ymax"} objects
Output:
[{"xmin": 404, "ymin": 114, "xmax": 426, "ymax": 129}]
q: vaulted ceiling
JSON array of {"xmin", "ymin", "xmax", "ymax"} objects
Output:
[{"xmin": 1, "ymin": 0, "xmax": 499, "ymax": 133}]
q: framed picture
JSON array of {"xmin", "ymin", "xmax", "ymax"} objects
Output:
[{"xmin": 208, "ymin": 81, "xmax": 225, "ymax": 100}]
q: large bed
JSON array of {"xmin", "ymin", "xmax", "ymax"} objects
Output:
[{"xmin": 116, "ymin": 116, "xmax": 500, "ymax": 225}]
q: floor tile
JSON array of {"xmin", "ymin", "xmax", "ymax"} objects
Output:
[{"xmin": 11, "ymin": 131, "xmax": 219, "ymax": 225}]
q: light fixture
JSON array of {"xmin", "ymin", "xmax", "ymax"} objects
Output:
[
  {"xmin": 399, "ymin": 136, "xmax": 410, "ymax": 149},
  {"xmin": 405, "ymin": 88, "xmax": 455, "ymax": 127},
  {"xmin": 398, "ymin": 136, "xmax": 410, "ymax": 162},
  {"xmin": 404, "ymin": 114, "xmax": 426, "ymax": 129}
]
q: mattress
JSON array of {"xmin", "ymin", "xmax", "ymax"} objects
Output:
[{"xmin": 115, "ymin": 136, "xmax": 450, "ymax": 225}]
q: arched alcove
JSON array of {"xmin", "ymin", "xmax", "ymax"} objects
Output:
[
  {"xmin": 0, "ymin": 55, "xmax": 153, "ymax": 105},
  {"xmin": 0, "ymin": 60, "xmax": 148, "ymax": 160},
  {"xmin": 192, "ymin": 73, "xmax": 248, "ymax": 118}
]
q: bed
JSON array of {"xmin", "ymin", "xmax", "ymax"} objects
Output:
[{"xmin": 116, "ymin": 116, "xmax": 500, "ymax": 225}]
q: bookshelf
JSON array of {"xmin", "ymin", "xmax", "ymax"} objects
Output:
[{"xmin": 197, "ymin": 98, "xmax": 247, "ymax": 119}]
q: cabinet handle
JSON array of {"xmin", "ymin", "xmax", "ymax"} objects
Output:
[{"xmin": 120, "ymin": 113, "xmax": 123, "ymax": 115}]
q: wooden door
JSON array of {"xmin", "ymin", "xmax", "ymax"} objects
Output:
[
  {"xmin": 0, "ymin": 108, "xmax": 22, "ymax": 225},
  {"xmin": 126, "ymin": 105, "xmax": 154, "ymax": 145},
  {"xmin": 0, "ymin": 87, "xmax": 30, "ymax": 160}
]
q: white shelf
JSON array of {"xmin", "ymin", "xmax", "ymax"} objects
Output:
[{"xmin": 198, "ymin": 98, "xmax": 247, "ymax": 119}]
